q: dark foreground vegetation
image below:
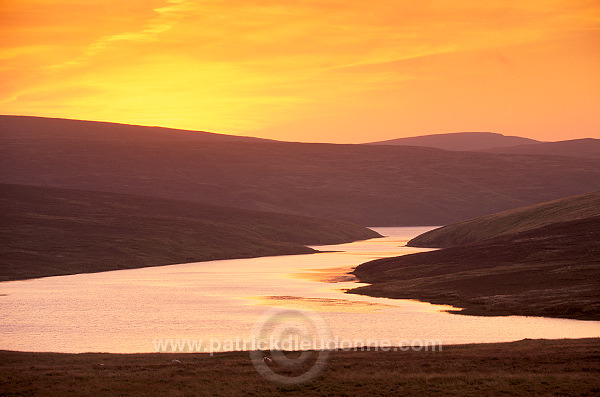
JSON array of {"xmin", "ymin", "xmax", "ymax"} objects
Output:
[
  {"xmin": 3, "ymin": 116, "xmax": 600, "ymax": 225},
  {"xmin": 351, "ymin": 216, "xmax": 600, "ymax": 320},
  {"xmin": 0, "ymin": 183, "xmax": 379, "ymax": 281},
  {"xmin": 0, "ymin": 338, "xmax": 598, "ymax": 396}
]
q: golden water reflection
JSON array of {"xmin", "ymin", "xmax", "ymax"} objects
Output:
[
  {"xmin": 288, "ymin": 266, "xmax": 358, "ymax": 283},
  {"xmin": 246, "ymin": 295, "xmax": 396, "ymax": 313}
]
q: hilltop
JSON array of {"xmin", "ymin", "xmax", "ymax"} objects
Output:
[
  {"xmin": 0, "ymin": 115, "xmax": 273, "ymax": 143},
  {"xmin": 0, "ymin": 183, "xmax": 379, "ymax": 281},
  {"xmin": 366, "ymin": 131, "xmax": 540, "ymax": 151}
]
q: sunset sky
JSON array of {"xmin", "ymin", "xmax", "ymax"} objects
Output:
[{"xmin": 1, "ymin": 0, "xmax": 599, "ymax": 143}]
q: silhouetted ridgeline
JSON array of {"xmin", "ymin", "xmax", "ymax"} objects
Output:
[
  {"xmin": 0, "ymin": 115, "xmax": 273, "ymax": 143},
  {"xmin": 0, "ymin": 183, "xmax": 380, "ymax": 281},
  {"xmin": 367, "ymin": 131, "xmax": 540, "ymax": 151},
  {"xmin": 2, "ymin": 116, "xmax": 600, "ymax": 225},
  {"xmin": 408, "ymin": 191, "xmax": 600, "ymax": 248}
]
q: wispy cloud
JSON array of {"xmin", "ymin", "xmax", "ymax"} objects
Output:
[{"xmin": 50, "ymin": 0, "xmax": 195, "ymax": 69}]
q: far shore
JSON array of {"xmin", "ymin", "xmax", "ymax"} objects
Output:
[
  {"xmin": 0, "ymin": 244, "xmax": 368, "ymax": 283},
  {"xmin": 0, "ymin": 249, "xmax": 326, "ymax": 283}
]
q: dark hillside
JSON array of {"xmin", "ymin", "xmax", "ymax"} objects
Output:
[
  {"xmin": 0, "ymin": 183, "xmax": 379, "ymax": 281},
  {"xmin": 3, "ymin": 116, "xmax": 600, "ymax": 225},
  {"xmin": 408, "ymin": 191, "xmax": 600, "ymax": 248}
]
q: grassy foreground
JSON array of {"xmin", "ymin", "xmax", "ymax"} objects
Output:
[{"xmin": 0, "ymin": 339, "xmax": 598, "ymax": 396}]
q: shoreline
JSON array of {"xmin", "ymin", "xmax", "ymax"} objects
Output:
[
  {"xmin": 0, "ymin": 183, "xmax": 383, "ymax": 283},
  {"xmin": 0, "ymin": 236, "xmax": 384, "ymax": 283},
  {"xmin": 2, "ymin": 336, "xmax": 598, "ymax": 355},
  {"xmin": 0, "ymin": 249, "xmax": 322, "ymax": 283},
  {"xmin": 346, "ymin": 285, "xmax": 600, "ymax": 321},
  {"xmin": 348, "ymin": 217, "xmax": 600, "ymax": 322}
]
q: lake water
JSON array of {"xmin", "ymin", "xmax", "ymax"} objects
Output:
[{"xmin": 1, "ymin": 227, "xmax": 598, "ymax": 353}]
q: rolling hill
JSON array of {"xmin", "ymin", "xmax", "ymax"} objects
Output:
[
  {"xmin": 351, "ymin": 216, "xmax": 600, "ymax": 320},
  {"xmin": 480, "ymin": 138, "xmax": 600, "ymax": 159},
  {"xmin": 3, "ymin": 116, "xmax": 600, "ymax": 226},
  {"xmin": 0, "ymin": 183, "xmax": 380, "ymax": 281},
  {"xmin": 408, "ymin": 191, "xmax": 600, "ymax": 248},
  {"xmin": 366, "ymin": 132, "xmax": 540, "ymax": 151},
  {"xmin": 0, "ymin": 115, "xmax": 273, "ymax": 143}
]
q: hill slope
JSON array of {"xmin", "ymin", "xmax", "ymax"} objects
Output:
[
  {"xmin": 3, "ymin": 116, "xmax": 600, "ymax": 225},
  {"xmin": 367, "ymin": 132, "xmax": 540, "ymax": 150},
  {"xmin": 0, "ymin": 184, "xmax": 380, "ymax": 281},
  {"xmin": 480, "ymin": 138, "xmax": 600, "ymax": 159},
  {"xmin": 408, "ymin": 191, "xmax": 600, "ymax": 248},
  {"xmin": 351, "ymin": 216, "xmax": 600, "ymax": 320},
  {"xmin": 0, "ymin": 115, "xmax": 273, "ymax": 143}
]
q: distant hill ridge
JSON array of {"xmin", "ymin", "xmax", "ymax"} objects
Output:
[
  {"xmin": 0, "ymin": 115, "xmax": 273, "ymax": 143},
  {"xmin": 367, "ymin": 131, "xmax": 541, "ymax": 151},
  {"xmin": 479, "ymin": 138, "xmax": 600, "ymax": 159},
  {"xmin": 3, "ymin": 115, "xmax": 600, "ymax": 226}
]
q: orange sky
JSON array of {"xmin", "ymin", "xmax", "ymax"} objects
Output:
[{"xmin": 1, "ymin": 0, "xmax": 599, "ymax": 143}]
